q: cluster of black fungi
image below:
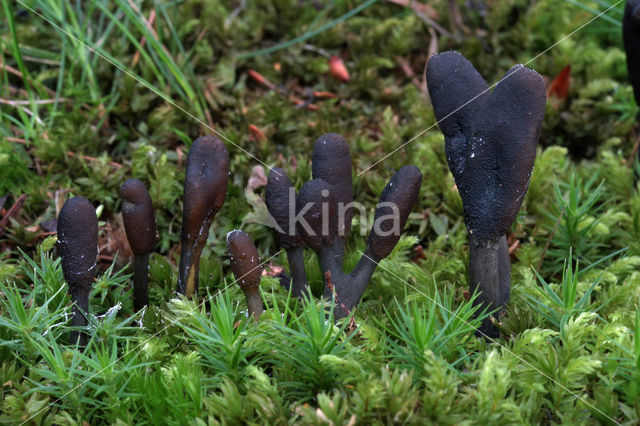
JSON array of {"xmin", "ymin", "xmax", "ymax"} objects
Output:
[{"xmin": 57, "ymin": 3, "xmax": 640, "ymax": 345}]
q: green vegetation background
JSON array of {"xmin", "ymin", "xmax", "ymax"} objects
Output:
[{"xmin": 1, "ymin": 0, "xmax": 640, "ymax": 424}]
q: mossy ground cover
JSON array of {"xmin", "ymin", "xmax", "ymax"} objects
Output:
[{"xmin": 1, "ymin": 0, "xmax": 639, "ymax": 424}]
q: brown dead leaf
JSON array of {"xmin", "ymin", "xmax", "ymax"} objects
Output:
[
  {"xmin": 328, "ymin": 56, "xmax": 350, "ymax": 82},
  {"xmin": 547, "ymin": 64, "xmax": 571, "ymax": 100},
  {"xmin": 248, "ymin": 124, "xmax": 267, "ymax": 143}
]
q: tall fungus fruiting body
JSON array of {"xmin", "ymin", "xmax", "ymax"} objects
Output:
[
  {"xmin": 57, "ymin": 196, "xmax": 99, "ymax": 347},
  {"xmin": 624, "ymin": 0, "xmax": 640, "ymax": 122},
  {"xmin": 177, "ymin": 136, "xmax": 230, "ymax": 298},
  {"xmin": 426, "ymin": 51, "xmax": 546, "ymax": 337},
  {"xmin": 265, "ymin": 167, "xmax": 309, "ymax": 296},
  {"xmin": 120, "ymin": 178, "xmax": 157, "ymax": 311}
]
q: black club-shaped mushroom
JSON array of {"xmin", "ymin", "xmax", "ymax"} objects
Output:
[
  {"xmin": 121, "ymin": 178, "xmax": 156, "ymax": 312},
  {"xmin": 265, "ymin": 167, "xmax": 308, "ymax": 297},
  {"xmin": 426, "ymin": 51, "xmax": 546, "ymax": 337},
  {"xmin": 226, "ymin": 230, "xmax": 264, "ymax": 320},
  {"xmin": 177, "ymin": 135, "xmax": 230, "ymax": 298},
  {"xmin": 265, "ymin": 133, "xmax": 422, "ymax": 319},
  {"xmin": 312, "ymin": 133, "xmax": 353, "ymax": 264},
  {"xmin": 624, "ymin": 0, "xmax": 640, "ymax": 124},
  {"xmin": 57, "ymin": 196, "xmax": 99, "ymax": 347}
]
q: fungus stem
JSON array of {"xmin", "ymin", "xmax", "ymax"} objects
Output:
[
  {"xmin": 319, "ymin": 245, "xmax": 381, "ymax": 319},
  {"xmin": 331, "ymin": 237, "xmax": 346, "ymax": 271},
  {"xmin": 337, "ymin": 246, "xmax": 380, "ymax": 319},
  {"xmin": 285, "ymin": 246, "xmax": 308, "ymax": 297},
  {"xmin": 70, "ymin": 288, "xmax": 90, "ymax": 347},
  {"xmin": 318, "ymin": 245, "xmax": 342, "ymax": 287},
  {"xmin": 245, "ymin": 290, "xmax": 263, "ymax": 321},
  {"xmin": 468, "ymin": 234, "xmax": 510, "ymax": 338},
  {"xmin": 133, "ymin": 254, "xmax": 150, "ymax": 312},
  {"xmin": 178, "ymin": 242, "xmax": 205, "ymax": 298}
]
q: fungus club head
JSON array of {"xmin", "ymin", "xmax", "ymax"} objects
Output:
[
  {"xmin": 311, "ymin": 133, "xmax": 353, "ymax": 236},
  {"xmin": 178, "ymin": 135, "xmax": 230, "ymax": 297},
  {"xmin": 265, "ymin": 167, "xmax": 303, "ymax": 249},
  {"xmin": 368, "ymin": 166, "xmax": 423, "ymax": 259},
  {"xmin": 226, "ymin": 230, "xmax": 262, "ymax": 291},
  {"xmin": 57, "ymin": 196, "xmax": 99, "ymax": 290},
  {"xmin": 426, "ymin": 51, "xmax": 546, "ymax": 243},
  {"xmin": 181, "ymin": 135, "xmax": 230, "ymax": 245},
  {"xmin": 120, "ymin": 178, "xmax": 156, "ymax": 256},
  {"xmin": 296, "ymin": 179, "xmax": 336, "ymax": 252},
  {"xmin": 425, "ymin": 51, "xmax": 490, "ymax": 183}
]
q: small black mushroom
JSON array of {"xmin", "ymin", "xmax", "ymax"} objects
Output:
[
  {"xmin": 226, "ymin": 230, "xmax": 263, "ymax": 320},
  {"xmin": 426, "ymin": 51, "xmax": 546, "ymax": 337},
  {"xmin": 121, "ymin": 178, "xmax": 156, "ymax": 311},
  {"xmin": 265, "ymin": 168, "xmax": 308, "ymax": 297},
  {"xmin": 177, "ymin": 135, "xmax": 230, "ymax": 298},
  {"xmin": 57, "ymin": 196, "xmax": 98, "ymax": 347}
]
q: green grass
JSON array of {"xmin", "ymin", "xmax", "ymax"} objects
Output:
[{"xmin": 2, "ymin": 0, "xmax": 640, "ymax": 423}]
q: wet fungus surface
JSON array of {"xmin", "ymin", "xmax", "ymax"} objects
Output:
[
  {"xmin": 426, "ymin": 51, "xmax": 546, "ymax": 337},
  {"xmin": 177, "ymin": 135, "xmax": 230, "ymax": 299}
]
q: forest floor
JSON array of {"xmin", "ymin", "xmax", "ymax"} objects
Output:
[{"xmin": 1, "ymin": 0, "xmax": 639, "ymax": 424}]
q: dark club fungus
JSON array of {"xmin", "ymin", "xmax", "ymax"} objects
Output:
[
  {"xmin": 624, "ymin": 0, "xmax": 640, "ymax": 123},
  {"xmin": 265, "ymin": 133, "xmax": 423, "ymax": 318},
  {"xmin": 426, "ymin": 51, "xmax": 546, "ymax": 337},
  {"xmin": 265, "ymin": 167, "xmax": 308, "ymax": 297},
  {"xmin": 226, "ymin": 230, "xmax": 264, "ymax": 320},
  {"xmin": 121, "ymin": 178, "xmax": 157, "ymax": 311},
  {"xmin": 57, "ymin": 196, "xmax": 99, "ymax": 347},
  {"xmin": 177, "ymin": 135, "xmax": 230, "ymax": 298}
]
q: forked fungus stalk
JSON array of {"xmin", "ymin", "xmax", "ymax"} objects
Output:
[
  {"xmin": 226, "ymin": 230, "xmax": 264, "ymax": 320},
  {"xmin": 177, "ymin": 135, "xmax": 230, "ymax": 298},
  {"xmin": 426, "ymin": 51, "xmax": 546, "ymax": 337},
  {"xmin": 121, "ymin": 178, "xmax": 157, "ymax": 311},
  {"xmin": 57, "ymin": 196, "xmax": 99, "ymax": 347},
  {"xmin": 265, "ymin": 133, "xmax": 422, "ymax": 319}
]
